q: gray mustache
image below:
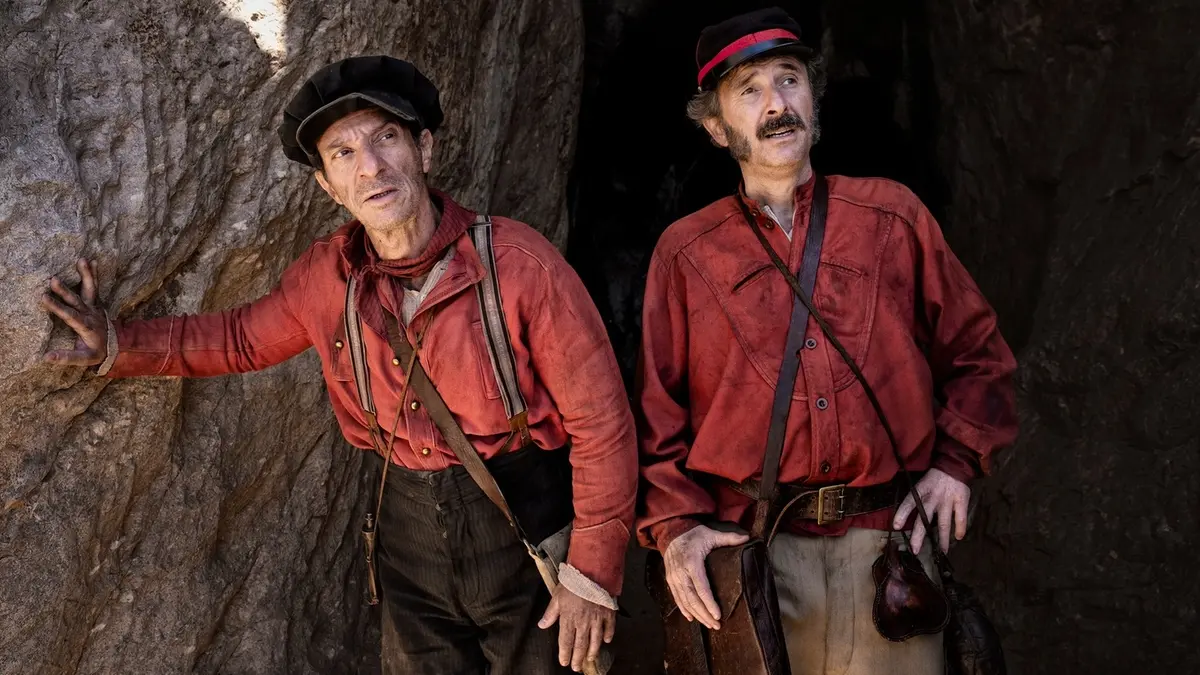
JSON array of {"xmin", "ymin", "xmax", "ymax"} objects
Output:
[{"xmin": 758, "ymin": 113, "xmax": 807, "ymax": 139}]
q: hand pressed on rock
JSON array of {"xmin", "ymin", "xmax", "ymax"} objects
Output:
[{"xmin": 40, "ymin": 258, "xmax": 109, "ymax": 367}]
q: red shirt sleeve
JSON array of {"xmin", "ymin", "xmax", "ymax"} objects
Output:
[
  {"xmin": 524, "ymin": 250, "xmax": 638, "ymax": 597},
  {"xmin": 107, "ymin": 250, "xmax": 315, "ymax": 377},
  {"xmin": 634, "ymin": 252, "xmax": 715, "ymax": 552},
  {"xmin": 912, "ymin": 202, "xmax": 1019, "ymax": 477}
]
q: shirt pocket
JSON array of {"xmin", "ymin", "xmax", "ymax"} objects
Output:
[
  {"xmin": 814, "ymin": 257, "xmax": 878, "ymax": 388},
  {"xmin": 470, "ymin": 320, "xmax": 502, "ymax": 400},
  {"xmin": 719, "ymin": 260, "xmax": 798, "ymax": 390},
  {"xmin": 330, "ymin": 320, "xmax": 355, "ymax": 382}
]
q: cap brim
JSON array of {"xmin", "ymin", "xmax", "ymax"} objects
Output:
[
  {"xmin": 701, "ymin": 40, "xmax": 815, "ymax": 90},
  {"xmin": 295, "ymin": 91, "xmax": 421, "ymax": 159}
]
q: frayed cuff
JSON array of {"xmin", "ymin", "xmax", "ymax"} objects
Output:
[
  {"xmin": 95, "ymin": 311, "xmax": 118, "ymax": 376},
  {"xmin": 558, "ymin": 563, "xmax": 618, "ymax": 610}
]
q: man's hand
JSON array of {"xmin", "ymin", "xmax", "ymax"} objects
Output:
[
  {"xmin": 39, "ymin": 258, "xmax": 109, "ymax": 366},
  {"xmin": 537, "ymin": 584, "xmax": 616, "ymax": 672},
  {"xmin": 892, "ymin": 468, "xmax": 971, "ymax": 554},
  {"xmin": 663, "ymin": 524, "xmax": 749, "ymax": 630}
]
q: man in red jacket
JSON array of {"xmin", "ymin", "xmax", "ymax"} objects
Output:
[
  {"xmin": 636, "ymin": 8, "xmax": 1018, "ymax": 673},
  {"xmin": 40, "ymin": 55, "xmax": 635, "ymax": 675}
]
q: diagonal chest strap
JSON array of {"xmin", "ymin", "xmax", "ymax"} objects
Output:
[
  {"xmin": 745, "ymin": 175, "xmax": 829, "ymax": 538},
  {"xmin": 381, "ymin": 311, "xmax": 533, "ymax": 544}
]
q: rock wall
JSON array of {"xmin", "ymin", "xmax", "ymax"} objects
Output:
[
  {"xmin": 0, "ymin": 1, "xmax": 582, "ymax": 673},
  {"xmin": 929, "ymin": 1, "xmax": 1200, "ymax": 672}
]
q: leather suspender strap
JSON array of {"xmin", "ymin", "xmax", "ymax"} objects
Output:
[
  {"xmin": 742, "ymin": 174, "xmax": 829, "ymax": 539},
  {"xmin": 742, "ymin": 176, "xmax": 951, "ymax": 575},
  {"xmin": 381, "ymin": 311, "xmax": 535, "ymax": 548},
  {"xmin": 469, "ymin": 216, "xmax": 532, "ymax": 447}
]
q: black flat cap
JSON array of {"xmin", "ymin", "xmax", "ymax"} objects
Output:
[
  {"xmin": 278, "ymin": 55, "xmax": 443, "ymax": 167},
  {"xmin": 695, "ymin": 7, "xmax": 814, "ymax": 91}
]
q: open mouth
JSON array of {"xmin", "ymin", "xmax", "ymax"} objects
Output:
[
  {"xmin": 365, "ymin": 188, "xmax": 398, "ymax": 203},
  {"xmin": 763, "ymin": 128, "xmax": 796, "ymax": 139}
]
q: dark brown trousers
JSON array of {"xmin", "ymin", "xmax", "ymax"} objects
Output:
[{"xmin": 367, "ymin": 451, "xmax": 570, "ymax": 675}]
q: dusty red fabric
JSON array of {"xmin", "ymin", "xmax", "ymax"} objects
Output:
[
  {"xmin": 347, "ymin": 189, "xmax": 473, "ymax": 338},
  {"xmin": 106, "ymin": 192, "xmax": 637, "ymax": 596},
  {"xmin": 635, "ymin": 174, "xmax": 1019, "ymax": 552}
]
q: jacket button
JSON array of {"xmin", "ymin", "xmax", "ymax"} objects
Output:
[
  {"xmin": 805, "ymin": 338, "xmax": 817, "ymax": 349},
  {"xmin": 392, "ymin": 357, "xmax": 401, "ymax": 366},
  {"xmin": 815, "ymin": 397, "xmax": 829, "ymax": 410},
  {"xmin": 820, "ymin": 461, "xmax": 832, "ymax": 474},
  {"xmin": 410, "ymin": 401, "xmax": 420, "ymax": 411},
  {"xmin": 421, "ymin": 447, "xmax": 431, "ymax": 456},
  {"xmin": 334, "ymin": 340, "xmax": 344, "ymax": 349}
]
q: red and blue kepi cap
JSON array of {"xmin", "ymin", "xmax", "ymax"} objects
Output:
[{"xmin": 695, "ymin": 7, "xmax": 814, "ymax": 91}]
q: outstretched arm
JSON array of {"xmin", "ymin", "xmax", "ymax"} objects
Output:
[{"xmin": 40, "ymin": 256, "xmax": 314, "ymax": 378}]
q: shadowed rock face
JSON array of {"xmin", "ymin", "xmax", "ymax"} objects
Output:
[
  {"xmin": 928, "ymin": 1, "xmax": 1200, "ymax": 673},
  {"xmin": 0, "ymin": 1, "xmax": 581, "ymax": 673},
  {"xmin": 572, "ymin": 1, "xmax": 1200, "ymax": 673}
]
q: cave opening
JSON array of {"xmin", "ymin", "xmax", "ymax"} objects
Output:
[{"xmin": 569, "ymin": 0, "xmax": 950, "ymax": 379}]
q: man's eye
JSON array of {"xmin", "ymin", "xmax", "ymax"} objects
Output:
[
  {"xmin": 782, "ymin": 77, "xmax": 797, "ymax": 86},
  {"xmin": 380, "ymin": 132, "xmax": 395, "ymax": 141},
  {"xmin": 741, "ymin": 86, "xmax": 756, "ymax": 96},
  {"xmin": 333, "ymin": 148, "xmax": 351, "ymax": 159}
]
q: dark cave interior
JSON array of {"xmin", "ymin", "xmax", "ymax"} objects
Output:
[
  {"xmin": 568, "ymin": 0, "xmax": 954, "ymax": 378},
  {"xmin": 567, "ymin": 2, "xmax": 1200, "ymax": 673}
]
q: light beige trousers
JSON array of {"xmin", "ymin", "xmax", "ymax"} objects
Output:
[{"xmin": 768, "ymin": 528, "xmax": 944, "ymax": 675}]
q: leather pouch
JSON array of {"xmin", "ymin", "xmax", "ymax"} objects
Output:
[{"xmin": 648, "ymin": 540, "xmax": 789, "ymax": 675}]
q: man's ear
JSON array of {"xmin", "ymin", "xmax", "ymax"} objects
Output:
[
  {"xmin": 702, "ymin": 116, "xmax": 730, "ymax": 149},
  {"xmin": 418, "ymin": 128, "xmax": 435, "ymax": 174},
  {"xmin": 314, "ymin": 169, "xmax": 343, "ymax": 206}
]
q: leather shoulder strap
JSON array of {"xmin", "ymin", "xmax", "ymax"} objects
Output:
[
  {"xmin": 381, "ymin": 311, "xmax": 532, "ymax": 545},
  {"xmin": 743, "ymin": 176, "xmax": 953, "ymax": 575},
  {"xmin": 469, "ymin": 216, "xmax": 532, "ymax": 443},
  {"xmin": 743, "ymin": 175, "xmax": 828, "ymax": 538}
]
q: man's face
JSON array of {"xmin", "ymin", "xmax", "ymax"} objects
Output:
[
  {"xmin": 703, "ymin": 55, "xmax": 817, "ymax": 169},
  {"xmin": 313, "ymin": 108, "xmax": 434, "ymax": 233}
]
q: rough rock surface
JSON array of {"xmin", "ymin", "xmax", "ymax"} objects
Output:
[
  {"xmin": 0, "ymin": 1, "xmax": 582, "ymax": 673},
  {"xmin": 929, "ymin": 1, "xmax": 1200, "ymax": 673}
]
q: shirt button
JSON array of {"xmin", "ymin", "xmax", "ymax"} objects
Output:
[
  {"xmin": 334, "ymin": 340, "xmax": 344, "ymax": 349},
  {"xmin": 410, "ymin": 401, "xmax": 421, "ymax": 411},
  {"xmin": 805, "ymin": 338, "xmax": 817, "ymax": 349},
  {"xmin": 392, "ymin": 357, "xmax": 401, "ymax": 366},
  {"xmin": 815, "ymin": 397, "xmax": 829, "ymax": 410},
  {"xmin": 820, "ymin": 461, "xmax": 832, "ymax": 474},
  {"xmin": 421, "ymin": 447, "xmax": 431, "ymax": 456}
]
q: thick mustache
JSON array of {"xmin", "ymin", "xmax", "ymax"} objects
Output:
[{"xmin": 758, "ymin": 113, "xmax": 807, "ymax": 139}]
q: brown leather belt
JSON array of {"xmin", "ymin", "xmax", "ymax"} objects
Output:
[{"xmin": 723, "ymin": 474, "xmax": 914, "ymax": 526}]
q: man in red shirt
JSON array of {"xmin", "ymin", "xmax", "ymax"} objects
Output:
[
  {"xmin": 636, "ymin": 9, "xmax": 1018, "ymax": 673},
  {"xmin": 39, "ymin": 55, "xmax": 635, "ymax": 675}
]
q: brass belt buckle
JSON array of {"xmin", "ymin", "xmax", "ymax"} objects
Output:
[{"xmin": 816, "ymin": 484, "xmax": 847, "ymax": 525}]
